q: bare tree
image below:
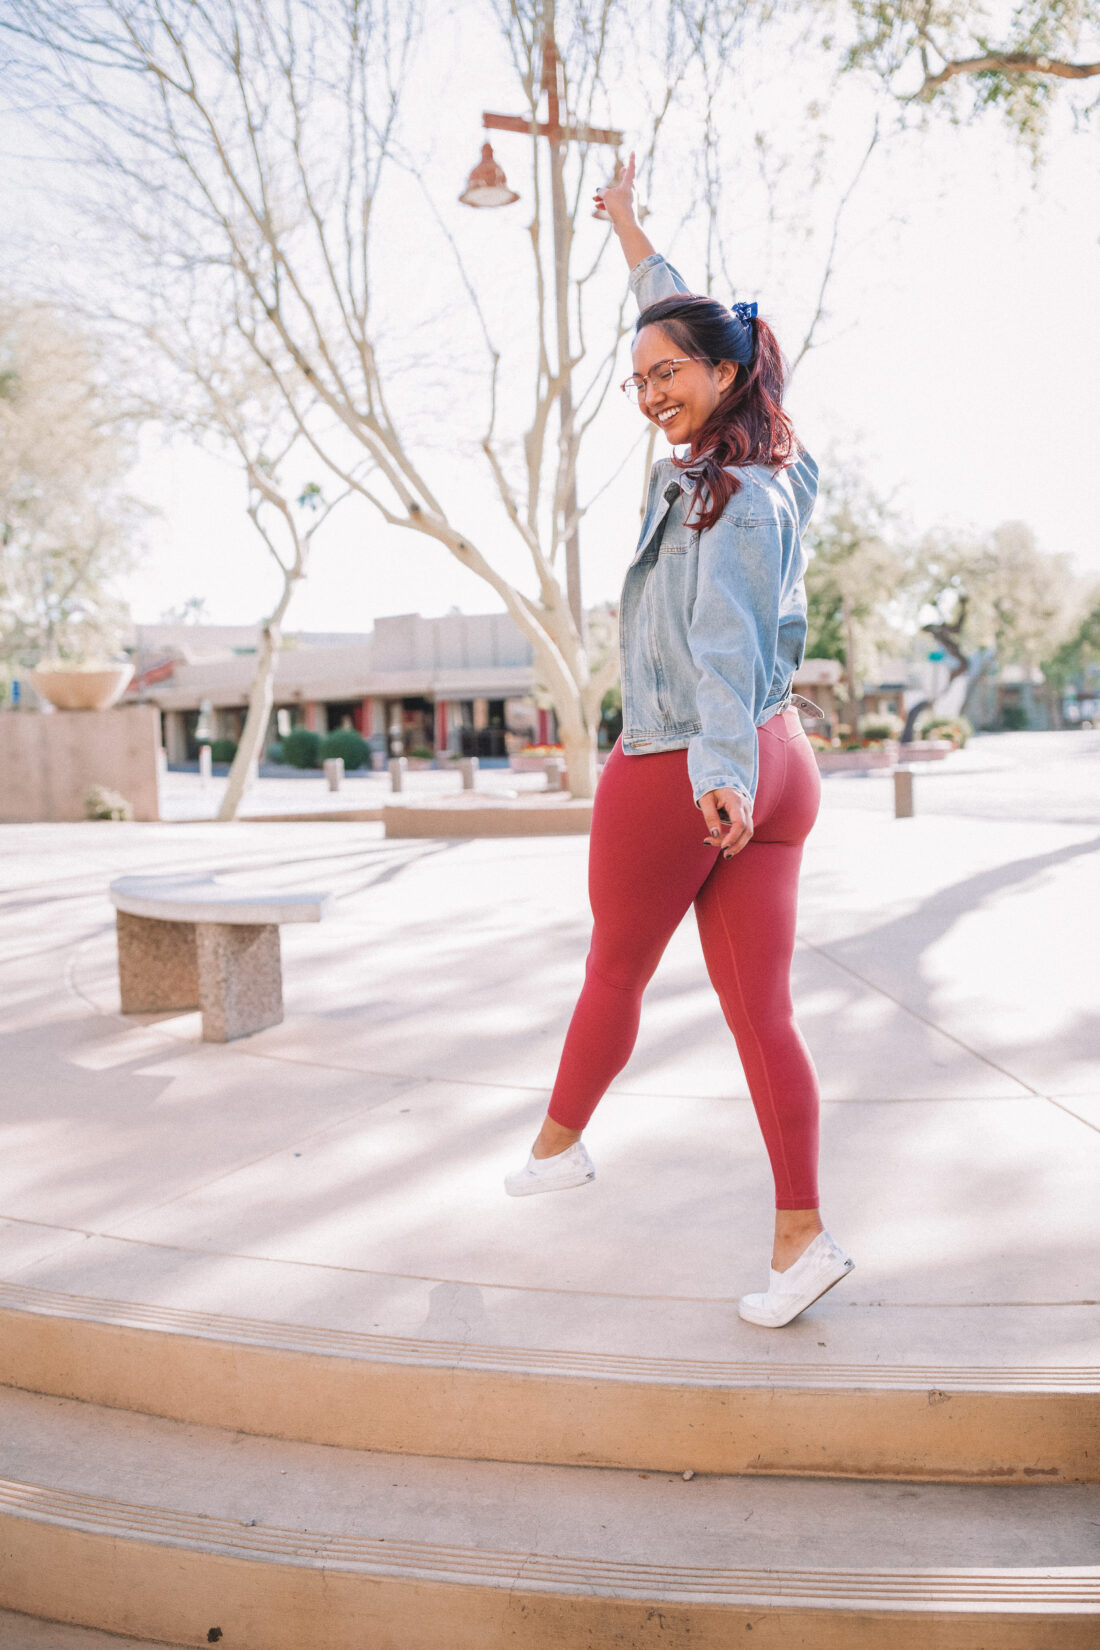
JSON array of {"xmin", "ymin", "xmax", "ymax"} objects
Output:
[
  {"xmin": 215, "ymin": 454, "xmax": 344, "ymax": 823},
  {"xmin": 5, "ymin": 0, "xmax": 942, "ymax": 807},
  {"xmin": 123, "ymin": 313, "xmax": 351, "ymax": 818},
  {"xmin": 6, "ymin": 0, "xmax": 718, "ymax": 799}
]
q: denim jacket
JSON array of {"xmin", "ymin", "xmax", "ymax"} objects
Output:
[{"xmin": 619, "ymin": 252, "xmax": 818, "ymax": 805}]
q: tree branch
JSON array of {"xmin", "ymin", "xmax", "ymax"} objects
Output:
[{"xmin": 919, "ymin": 53, "xmax": 1100, "ymax": 97}]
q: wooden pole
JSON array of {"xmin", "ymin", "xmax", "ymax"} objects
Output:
[{"xmin": 481, "ymin": 27, "xmax": 623, "ymax": 648}]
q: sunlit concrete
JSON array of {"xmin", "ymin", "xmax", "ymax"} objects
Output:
[
  {"xmin": 1, "ymin": 774, "xmax": 1097, "ymax": 1642},
  {"xmin": 0, "ymin": 791, "xmax": 1096, "ymax": 1377}
]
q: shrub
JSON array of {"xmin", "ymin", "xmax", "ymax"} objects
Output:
[
  {"xmin": 1000, "ymin": 704, "xmax": 1029, "ymax": 732},
  {"xmin": 209, "ymin": 737, "xmax": 237, "ymax": 764},
  {"xmin": 319, "ymin": 727, "xmax": 369, "ymax": 770},
  {"xmin": 919, "ymin": 715, "xmax": 973, "ymax": 748},
  {"xmin": 408, "ymin": 744, "xmax": 435, "ymax": 760},
  {"xmin": 85, "ymin": 785, "xmax": 132, "ymax": 821},
  {"xmin": 281, "ymin": 728, "xmax": 322, "ymax": 768},
  {"xmin": 857, "ymin": 712, "xmax": 903, "ymax": 740},
  {"xmin": 265, "ymin": 740, "xmax": 284, "ymax": 765}
]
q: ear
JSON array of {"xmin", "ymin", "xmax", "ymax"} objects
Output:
[{"xmin": 717, "ymin": 361, "xmax": 739, "ymax": 391}]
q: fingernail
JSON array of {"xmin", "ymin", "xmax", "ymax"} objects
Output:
[{"xmin": 723, "ymin": 850, "xmax": 733, "ymax": 859}]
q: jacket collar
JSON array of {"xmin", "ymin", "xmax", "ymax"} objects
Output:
[{"xmin": 631, "ymin": 468, "xmax": 692, "ymax": 566}]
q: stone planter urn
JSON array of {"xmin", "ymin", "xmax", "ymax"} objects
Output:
[{"xmin": 29, "ymin": 661, "xmax": 134, "ymax": 712}]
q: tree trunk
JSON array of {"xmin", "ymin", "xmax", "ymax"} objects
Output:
[
  {"xmin": 216, "ymin": 577, "xmax": 298, "ymax": 822},
  {"xmin": 559, "ymin": 719, "xmax": 598, "ymax": 800}
]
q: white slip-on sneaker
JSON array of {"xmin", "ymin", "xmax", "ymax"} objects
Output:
[
  {"xmin": 504, "ymin": 1140, "xmax": 596, "ymax": 1197},
  {"xmin": 738, "ymin": 1230, "xmax": 854, "ymax": 1328}
]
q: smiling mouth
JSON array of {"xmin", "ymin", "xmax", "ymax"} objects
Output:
[{"xmin": 655, "ymin": 405, "xmax": 683, "ymax": 426}]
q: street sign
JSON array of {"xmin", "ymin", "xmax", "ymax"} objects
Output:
[{"xmin": 927, "ymin": 649, "xmax": 945, "ymax": 661}]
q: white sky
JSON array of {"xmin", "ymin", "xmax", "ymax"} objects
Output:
[{"xmin": 4, "ymin": 4, "xmax": 1099, "ymax": 630}]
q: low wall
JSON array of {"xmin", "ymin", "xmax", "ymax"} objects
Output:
[
  {"xmin": 0, "ymin": 704, "xmax": 161, "ymax": 822},
  {"xmin": 384, "ymin": 796, "xmax": 593, "ymax": 838}
]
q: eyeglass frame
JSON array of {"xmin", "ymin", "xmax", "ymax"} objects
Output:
[{"xmin": 619, "ymin": 357, "xmax": 708, "ymax": 404}]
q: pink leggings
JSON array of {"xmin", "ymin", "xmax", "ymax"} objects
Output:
[{"xmin": 548, "ymin": 706, "xmax": 822, "ymax": 1209}]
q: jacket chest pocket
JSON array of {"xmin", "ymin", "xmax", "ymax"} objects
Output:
[{"xmin": 659, "ymin": 528, "xmax": 698, "ymax": 557}]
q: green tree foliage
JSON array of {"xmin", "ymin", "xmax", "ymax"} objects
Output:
[
  {"xmin": 802, "ymin": 467, "xmax": 911, "ymax": 702},
  {"xmin": 834, "ymin": 1, "xmax": 1100, "ymax": 147},
  {"xmin": 1042, "ymin": 585, "xmax": 1100, "ymax": 691},
  {"xmin": 914, "ymin": 519, "xmax": 1081, "ymax": 675}
]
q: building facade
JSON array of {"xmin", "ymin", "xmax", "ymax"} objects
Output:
[{"xmin": 126, "ymin": 612, "xmax": 557, "ymax": 763}]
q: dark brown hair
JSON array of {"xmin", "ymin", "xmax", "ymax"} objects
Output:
[{"xmin": 635, "ymin": 294, "xmax": 800, "ymax": 533}]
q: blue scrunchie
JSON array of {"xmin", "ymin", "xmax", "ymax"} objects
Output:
[{"xmin": 728, "ymin": 300, "xmax": 758, "ymax": 364}]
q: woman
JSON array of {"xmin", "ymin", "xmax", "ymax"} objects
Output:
[{"xmin": 505, "ymin": 154, "xmax": 853, "ymax": 1329}]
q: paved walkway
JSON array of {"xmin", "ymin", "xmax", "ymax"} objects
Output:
[
  {"xmin": 160, "ymin": 761, "xmax": 556, "ymax": 820},
  {"xmin": 0, "ymin": 733, "xmax": 1097, "ymax": 1376}
]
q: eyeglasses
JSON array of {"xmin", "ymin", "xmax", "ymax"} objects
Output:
[{"xmin": 620, "ymin": 358, "xmax": 704, "ymax": 404}]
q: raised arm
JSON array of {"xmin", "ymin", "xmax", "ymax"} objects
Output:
[
  {"xmin": 593, "ymin": 152, "xmax": 653, "ymax": 268},
  {"xmin": 594, "ymin": 151, "xmax": 694, "ymax": 311}
]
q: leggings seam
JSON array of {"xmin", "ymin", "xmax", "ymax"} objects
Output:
[
  {"xmin": 712, "ymin": 893, "xmax": 797, "ymax": 1206},
  {"xmin": 714, "ymin": 735, "xmax": 798, "ymax": 1203}
]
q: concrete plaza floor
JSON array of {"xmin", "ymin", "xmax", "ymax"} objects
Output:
[{"xmin": 0, "ymin": 731, "xmax": 1097, "ymax": 1379}]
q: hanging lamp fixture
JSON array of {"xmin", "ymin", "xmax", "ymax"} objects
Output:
[{"xmin": 459, "ymin": 142, "xmax": 519, "ymax": 208}]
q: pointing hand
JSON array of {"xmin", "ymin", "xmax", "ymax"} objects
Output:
[{"xmin": 593, "ymin": 150, "xmax": 637, "ymax": 226}]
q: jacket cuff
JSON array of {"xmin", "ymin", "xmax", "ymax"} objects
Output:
[
  {"xmin": 628, "ymin": 251, "xmax": 665, "ymax": 290},
  {"xmin": 691, "ymin": 776, "xmax": 753, "ymax": 809}
]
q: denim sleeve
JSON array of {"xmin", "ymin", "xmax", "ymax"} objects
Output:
[
  {"xmin": 686, "ymin": 513, "xmax": 782, "ymax": 807},
  {"xmin": 628, "ymin": 252, "xmax": 694, "ymax": 312}
]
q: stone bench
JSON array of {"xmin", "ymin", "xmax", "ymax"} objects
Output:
[{"xmin": 109, "ymin": 875, "xmax": 331, "ymax": 1043}]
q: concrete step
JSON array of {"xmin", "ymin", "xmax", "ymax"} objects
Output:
[
  {"xmin": 0, "ymin": 1609, "xmax": 187, "ymax": 1648},
  {"xmin": 1, "ymin": 1274, "xmax": 1096, "ymax": 1484},
  {"xmin": 0, "ymin": 1388, "xmax": 1097, "ymax": 1650}
]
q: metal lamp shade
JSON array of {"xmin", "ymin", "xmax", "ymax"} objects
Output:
[{"xmin": 459, "ymin": 143, "xmax": 519, "ymax": 208}]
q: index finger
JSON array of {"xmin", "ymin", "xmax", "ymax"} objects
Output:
[
  {"xmin": 698, "ymin": 794, "xmax": 722, "ymax": 842},
  {"xmin": 624, "ymin": 150, "xmax": 636, "ymax": 183}
]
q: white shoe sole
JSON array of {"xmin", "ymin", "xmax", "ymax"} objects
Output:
[
  {"xmin": 504, "ymin": 1143, "xmax": 596, "ymax": 1197},
  {"xmin": 738, "ymin": 1234, "xmax": 855, "ymax": 1328}
]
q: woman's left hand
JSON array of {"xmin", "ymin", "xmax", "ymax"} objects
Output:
[
  {"xmin": 593, "ymin": 149, "xmax": 637, "ymax": 228},
  {"xmin": 699, "ymin": 787, "xmax": 753, "ymax": 858}
]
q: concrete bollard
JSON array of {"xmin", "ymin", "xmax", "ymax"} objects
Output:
[
  {"xmin": 894, "ymin": 767, "xmax": 914, "ymax": 818},
  {"xmin": 459, "ymin": 757, "xmax": 479, "ymax": 792},
  {"xmin": 199, "ymin": 745, "xmax": 212, "ymax": 788},
  {"xmin": 389, "ymin": 757, "xmax": 407, "ymax": 793},
  {"xmin": 156, "ymin": 747, "xmax": 168, "ymax": 780},
  {"xmin": 544, "ymin": 757, "xmax": 566, "ymax": 792},
  {"xmin": 324, "ymin": 757, "xmax": 345, "ymax": 792}
]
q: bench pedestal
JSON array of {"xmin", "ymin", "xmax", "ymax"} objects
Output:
[
  {"xmin": 116, "ymin": 911, "xmax": 284, "ymax": 1042},
  {"xmin": 196, "ymin": 922, "xmax": 283, "ymax": 1042}
]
